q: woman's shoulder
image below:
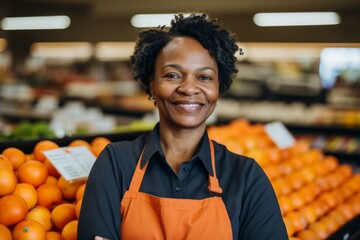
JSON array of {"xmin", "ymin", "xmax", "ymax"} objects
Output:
[{"xmin": 101, "ymin": 133, "xmax": 148, "ymax": 164}]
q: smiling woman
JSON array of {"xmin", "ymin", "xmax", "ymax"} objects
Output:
[{"xmin": 78, "ymin": 13, "xmax": 288, "ymax": 240}]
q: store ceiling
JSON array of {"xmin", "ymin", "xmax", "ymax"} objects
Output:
[
  {"xmin": 1, "ymin": 0, "xmax": 360, "ymax": 61},
  {"xmin": 5, "ymin": 0, "xmax": 360, "ymax": 18}
]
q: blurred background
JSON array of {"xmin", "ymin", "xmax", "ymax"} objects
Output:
[
  {"xmin": 0, "ymin": 0, "xmax": 360, "ymax": 162},
  {"xmin": 1, "ymin": 2, "xmax": 360, "ymax": 239}
]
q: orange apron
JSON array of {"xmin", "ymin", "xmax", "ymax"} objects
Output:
[{"xmin": 120, "ymin": 139, "xmax": 233, "ymax": 240}]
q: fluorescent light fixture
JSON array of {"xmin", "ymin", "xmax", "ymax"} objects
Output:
[
  {"xmin": 30, "ymin": 42, "xmax": 92, "ymax": 60},
  {"xmin": 1, "ymin": 15, "xmax": 71, "ymax": 30},
  {"xmin": 0, "ymin": 38, "xmax": 7, "ymax": 52},
  {"xmin": 131, "ymin": 13, "xmax": 199, "ymax": 28},
  {"xmin": 253, "ymin": 12, "xmax": 340, "ymax": 27},
  {"xmin": 95, "ymin": 42, "xmax": 136, "ymax": 61}
]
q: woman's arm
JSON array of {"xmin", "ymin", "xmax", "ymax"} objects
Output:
[
  {"xmin": 238, "ymin": 160, "xmax": 288, "ymax": 240},
  {"xmin": 78, "ymin": 146, "xmax": 122, "ymax": 240}
]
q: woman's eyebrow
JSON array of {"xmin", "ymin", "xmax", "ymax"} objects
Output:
[{"xmin": 161, "ymin": 64, "xmax": 216, "ymax": 72}]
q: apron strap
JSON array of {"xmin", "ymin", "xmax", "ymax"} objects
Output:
[
  {"xmin": 128, "ymin": 139, "xmax": 223, "ymax": 195},
  {"xmin": 128, "ymin": 148, "xmax": 148, "ymax": 192},
  {"xmin": 208, "ymin": 139, "xmax": 223, "ymax": 195}
]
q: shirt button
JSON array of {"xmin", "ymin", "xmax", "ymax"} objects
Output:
[
  {"xmin": 175, "ymin": 186, "xmax": 181, "ymax": 192},
  {"xmin": 183, "ymin": 167, "xmax": 189, "ymax": 172}
]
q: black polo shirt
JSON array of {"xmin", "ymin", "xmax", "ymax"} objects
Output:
[{"xmin": 78, "ymin": 123, "xmax": 288, "ymax": 240}]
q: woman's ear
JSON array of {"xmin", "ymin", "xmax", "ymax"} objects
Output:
[{"xmin": 149, "ymin": 79, "xmax": 155, "ymax": 97}]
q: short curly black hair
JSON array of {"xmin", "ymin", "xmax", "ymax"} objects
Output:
[{"xmin": 130, "ymin": 13, "xmax": 239, "ymax": 95}]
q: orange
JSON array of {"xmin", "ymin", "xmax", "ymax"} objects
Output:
[
  {"xmin": 36, "ymin": 183, "xmax": 63, "ymax": 210},
  {"xmin": 308, "ymin": 220, "xmax": 329, "ymax": 239},
  {"xmin": 320, "ymin": 215, "xmax": 340, "ymax": 235},
  {"xmin": 75, "ymin": 198, "xmax": 82, "ymax": 219},
  {"xmin": 278, "ymin": 161, "xmax": 294, "ymax": 176},
  {"xmin": 298, "ymin": 185, "xmax": 316, "ymax": 204},
  {"xmin": 299, "ymin": 167, "xmax": 316, "ymax": 183},
  {"xmin": 61, "ymin": 220, "xmax": 78, "ymax": 240},
  {"xmin": 0, "ymin": 167, "xmax": 17, "ymax": 196},
  {"xmin": 75, "ymin": 183, "xmax": 86, "ymax": 202},
  {"xmin": 1, "ymin": 147, "xmax": 25, "ymax": 170},
  {"xmin": 318, "ymin": 192, "xmax": 337, "ymax": 210},
  {"xmin": 323, "ymin": 156, "xmax": 339, "ymax": 172},
  {"xmin": 0, "ymin": 223, "xmax": 12, "ymax": 240},
  {"xmin": 296, "ymin": 229, "xmax": 320, "ymax": 240},
  {"xmin": 26, "ymin": 205, "xmax": 53, "ymax": 231},
  {"xmin": 265, "ymin": 147, "xmax": 281, "ymax": 163},
  {"xmin": 245, "ymin": 148, "xmax": 270, "ymax": 167},
  {"xmin": 315, "ymin": 176, "xmax": 330, "ymax": 192},
  {"xmin": 46, "ymin": 231, "xmax": 62, "ymax": 240},
  {"xmin": 337, "ymin": 164, "xmax": 353, "ymax": 179},
  {"xmin": 298, "ymin": 205, "xmax": 318, "ymax": 224},
  {"xmin": 57, "ymin": 176, "xmax": 85, "ymax": 200},
  {"xmin": 273, "ymin": 179, "xmax": 292, "ymax": 196},
  {"xmin": 25, "ymin": 153, "xmax": 34, "ymax": 161},
  {"xmin": 282, "ymin": 215, "xmax": 295, "ymax": 237},
  {"xmin": 69, "ymin": 139, "xmax": 91, "ymax": 149},
  {"xmin": 43, "ymin": 158, "xmax": 60, "ymax": 178},
  {"xmin": 327, "ymin": 209, "xmax": 347, "ymax": 227},
  {"xmin": 337, "ymin": 204, "xmax": 355, "ymax": 221},
  {"xmin": 287, "ymin": 173, "xmax": 305, "ymax": 191},
  {"xmin": 13, "ymin": 183, "xmax": 38, "ymax": 210},
  {"xmin": 91, "ymin": 137, "xmax": 111, "ymax": 157},
  {"xmin": 278, "ymin": 196, "xmax": 293, "ymax": 215},
  {"xmin": 12, "ymin": 219, "xmax": 46, "ymax": 240},
  {"xmin": 33, "ymin": 140, "xmax": 59, "ymax": 162},
  {"xmin": 45, "ymin": 175, "xmax": 59, "ymax": 185},
  {"xmin": 18, "ymin": 160, "xmax": 48, "ymax": 187},
  {"xmin": 0, "ymin": 155, "xmax": 13, "ymax": 169},
  {"xmin": 263, "ymin": 165, "xmax": 281, "ymax": 181},
  {"xmin": 0, "ymin": 194, "xmax": 28, "ymax": 227},
  {"xmin": 51, "ymin": 203, "xmax": 77, "ymax": 230},
  {"xmin": 285, "ymin": 211, "xmax": 307, "ymax": 233}
]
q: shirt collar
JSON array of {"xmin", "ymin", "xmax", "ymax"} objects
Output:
[{"xmin": 140, "ymin": 122, "xmax": 214, "ymax": 176}]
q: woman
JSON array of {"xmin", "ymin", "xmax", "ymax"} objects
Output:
[{"xmin": 78, "ymin": 13, "xmax": 288, "ymax": 240}]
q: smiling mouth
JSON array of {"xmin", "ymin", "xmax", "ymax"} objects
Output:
[{"xmin": 173, "ymin": 103, "xmax": 204, "ymax": 112}]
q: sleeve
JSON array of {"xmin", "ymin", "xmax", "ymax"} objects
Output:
[
  {"xmin": 238, "ymin": 160, "xmax": 288, "ymax": 240},
  {"xmin": 78, "ymin": 145, "xmax": 122, "ymax": 240}
]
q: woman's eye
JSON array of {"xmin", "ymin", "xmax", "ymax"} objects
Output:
[
  {"xmin": 164, "ymin": 73, "xmax": 180, "ymax": 79},
  {"xmin": 199, "ymin": 75, "xmax": 213, "ymax": 81}
]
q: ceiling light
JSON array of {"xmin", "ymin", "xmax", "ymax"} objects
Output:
[
  {"xmin": 131, "ymin": 13, "xmax": 200, "ymax": 28},
  {"xmin": 253, "ymin": 12, "xmax": 340, "ymax": 27},
  {"xmin": 1, "ymin": 15, "xmax": 71, "ymax": 30}
]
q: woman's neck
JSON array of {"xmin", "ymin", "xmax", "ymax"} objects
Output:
[{"xmin": 159, "ymin": 123, "xmax": 206, "ymax": 173}]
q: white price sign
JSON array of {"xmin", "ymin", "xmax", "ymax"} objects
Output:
[
  {"xmin": 43, "ymin": 146, "xmax": 96, "ymax": 182},
  {"xmin": 264, "ymin": 121, "xmax": 296, "ymax": 149}
]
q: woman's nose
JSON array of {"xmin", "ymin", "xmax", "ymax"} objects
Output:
[{"xmin": 177, "ymin": 76, "xmax": 200, "ymax": 95}]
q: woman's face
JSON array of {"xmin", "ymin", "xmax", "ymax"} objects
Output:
[{"xmin": 151, "ymin": 36, "xmax": 219, "ymax": 129}]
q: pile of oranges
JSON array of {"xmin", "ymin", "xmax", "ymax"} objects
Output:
[
  {"xmin": 208, "ymin": 119, "xmax": 360, "ymax": 240},
  {"xmin": 0, "ymin": 137, "xmax": 110, "ymax": 240},
  {"xmin": 1, "ymin": 118, "xmax": 359, "ymax": 240}
]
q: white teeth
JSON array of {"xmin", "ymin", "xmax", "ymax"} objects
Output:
[{"xmin": 178, "ymin": 103, "xmax": 200, "ymax": 106}]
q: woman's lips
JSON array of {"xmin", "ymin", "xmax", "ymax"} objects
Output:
[{"xmin": 172, "ymin": 102, "xmax": 204, "ymax": 112}]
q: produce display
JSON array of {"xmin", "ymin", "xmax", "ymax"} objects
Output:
[
  {"xmin": 0, "ymin": 121, "xmax": 55, "ymax": 141},
  {"xmin": 208, "ymin": 119, "xmax": 360, "ymax": 240},
  {"xmin": 0, "ymin": 137, "xmax": 110, "ymax": 239},
  {"xmin": 0, "ymin": 119, "xmax": 359, "ymax": 239}
]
